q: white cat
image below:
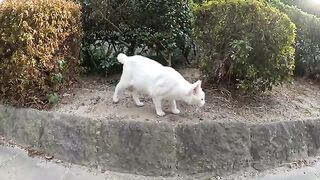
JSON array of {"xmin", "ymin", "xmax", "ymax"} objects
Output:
[{"xmin": 113, "ymin": 53, "xmax": 205, "ymax": 116}]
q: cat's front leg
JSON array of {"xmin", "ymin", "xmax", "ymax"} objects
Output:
[
  {"xmin": 169, "ymin": 100, "xmax": 180, "ymax": 114},
  {"xmin": 152, "ymin": 97, "xmax": 165, "ymax": 116}
]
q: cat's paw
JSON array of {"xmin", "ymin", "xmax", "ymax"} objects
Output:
[
  {"xmin": 171, "ymin": 108, "xmax": 180, "ymax": 114},
  {"xmin": 113, "ymin": 97, "xmax": 119, "ymax": 103},
  {"xmin": 136, "ymin": 102, "xmax": 144, "ymax": 107},
  {"xmin": 156, "ymin": 111, "xmax": 166, "ymax": 117}
]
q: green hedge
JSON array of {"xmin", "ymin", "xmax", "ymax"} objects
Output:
[
  {"xmin": 271, "ymin": 0, "xmax": 320, "ymax": 78},
  {"xmin": 78, "ymin": 0, "xmax": 193, "ymax": 73},
  {"xmin": 0, "ymin": 0, "xmax": 82, "ymax": 108},
  {"xmin": 193, "ymin": 0, "xmax": 296, "ymax": 92}
]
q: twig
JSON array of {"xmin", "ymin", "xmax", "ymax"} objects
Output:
[
  {"xmin": 88, "ymin": 50, "xmax": 98, "ymax": 70},
  {"xmin": 96, "ymin": 10, "xmax": 122, "ymax": 34},
  {"xmin": 139, "ymin": 45, "xmax": 147, "ymax": 54},
  {"xmin": 96, "ymin": 10, "xmax": 130, "ymax": 48}
]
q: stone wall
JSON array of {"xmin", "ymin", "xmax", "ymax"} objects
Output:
[{"xmin": 0, "ymin": 105, "xmax": 319, "ymax": 176}]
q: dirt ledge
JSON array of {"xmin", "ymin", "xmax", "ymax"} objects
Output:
[
  {"xmin": 1, "ymin": 104, "xmax": 320, "ymax": 177},
  {"xmin": 53, "ymin": 68, "xmax": 320, "ymax": 124}
]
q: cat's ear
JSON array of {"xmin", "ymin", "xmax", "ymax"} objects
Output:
[
  {"xmin": 196, "ymin": 80, "xmax": 202, "ymax": 87},
  {"xmin": 189, "ymin": 80, "xmax": 202, "ymax": 95}
]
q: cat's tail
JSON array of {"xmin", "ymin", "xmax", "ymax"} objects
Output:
[{"xmin": 117, "ymin": 53, "xmax": 127, "ymax": 64}]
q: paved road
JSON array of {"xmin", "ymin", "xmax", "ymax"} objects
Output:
[
  {"xmin": 0, "ymin": 145, "xmax": 178, "ymax": 180},
  {"xmin": 253, "ymin": 164, "xmax": 320, "ymax": 180},
  {"xmin": 1, "ymin": 144, "xmax": 320, "ymax": 180}
]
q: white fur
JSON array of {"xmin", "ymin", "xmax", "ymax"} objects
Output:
[{"xmin": 113, "ymin": 53, "xmax": 205, "ymax": 116}]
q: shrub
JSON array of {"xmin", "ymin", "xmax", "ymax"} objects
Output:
[
  {"xmin": 0, "ymin": 0, "xmax": 82, "ymax": 108},
  {"xmin": 193, "ymin": 0, "xmax": 296, "ymax": 93},
  {"xmin": 271, "ymin": 1, "xmax": 320, "ymax": 78},
  {"xmin": 77, "ymin": 0, "xmax": 193, "ymax": 73}
]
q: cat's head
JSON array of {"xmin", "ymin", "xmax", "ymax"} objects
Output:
[{"xmin": 185, "ymin": 80, "xmax": 205, "ymax": 107}]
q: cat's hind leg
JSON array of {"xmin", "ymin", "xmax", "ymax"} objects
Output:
[
  {"xmin": 132, "ymin": 90, "xmax": 144, "ymax": 107},
  {"xmin": 169, "ymin": 100, "xmax": 180, "ymax": 114},
  {"xmin": 113, "ymin": 79, "xmax": 128, "ymax": 103}
]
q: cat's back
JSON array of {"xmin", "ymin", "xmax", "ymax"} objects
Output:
[
  {"xmin": 123, "ymin": 55, "xmax": 165, "ymax": 83},
  {"xmin": 163, "ymin": 67, "xmax": 186, "ymax": 81},
  {"xmin": 127, "ymin": 55, "xmax": 163, "ymax": 69}
]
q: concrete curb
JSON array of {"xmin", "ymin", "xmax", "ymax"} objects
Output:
[{"xmin": 0, "ymin": 105, "xmax": 319, "ymax": 176}]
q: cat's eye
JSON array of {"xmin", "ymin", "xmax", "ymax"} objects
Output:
[{"xmin": 201, "ymin": 98, "xmax": 204, "ymax": 101}]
